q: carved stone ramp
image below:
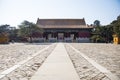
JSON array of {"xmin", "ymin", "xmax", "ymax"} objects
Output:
[{"xmin": 30, "ymin": 43, "xmax": 80, "ymax": 80}]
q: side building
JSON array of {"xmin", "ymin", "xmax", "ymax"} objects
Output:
[{"xmin": 35, "ymin": 18, "xmax": 93, "ymax": 42}]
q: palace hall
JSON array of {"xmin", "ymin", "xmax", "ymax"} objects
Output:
[{"xmin": 33, "ymin": 18, "xmax": 93, "ymax": 42}]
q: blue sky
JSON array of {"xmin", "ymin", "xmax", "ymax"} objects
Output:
[{"xmin": 0, "ymin": 0, "xmax": 120, "ymax": 27}]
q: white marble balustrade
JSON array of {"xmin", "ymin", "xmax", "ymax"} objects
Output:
[
  {"xmin": 64, "ymin": 37, "xmax": 73, "ymax": 42},
  {"xmin": 76, "ymin": 37, "xmax": 90, "ymax": 42},
  {"xmin": 48, "ymin": 38, "xmax": 57, "ymax": 42},
  {"xmin": 28, "ymin": 38, "xmax": 45, "ymax": 42}
]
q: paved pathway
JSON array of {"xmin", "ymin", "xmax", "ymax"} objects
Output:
[{"xmin": 30, "ymin": 43, "xmax": 80, "ymax": 80}]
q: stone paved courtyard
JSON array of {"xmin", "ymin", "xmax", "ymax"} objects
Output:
[
  {"xmin": 69, "ymin": 43, "xmax": 120, "ymax": 79},
  {"xmin": 0, "ymin": 43, "xmax": 120, "ymax": 80},
  {"xmin": 0, "ymin": 43, "xmax": 52, "ymax": 73}
]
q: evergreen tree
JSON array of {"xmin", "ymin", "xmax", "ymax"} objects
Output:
[
  {"xmin": 94, "ymin": 20, "xmax": 100, "ymax": 27},
  {"xmin": 18, "ymin": 20, "xmax": 43, "ymax": 42}
]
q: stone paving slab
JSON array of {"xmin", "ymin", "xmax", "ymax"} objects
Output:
[{"xmin": 30, "ymin": 43, "xmax": 80, "ymax": 80}]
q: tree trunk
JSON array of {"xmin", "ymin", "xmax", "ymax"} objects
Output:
[{"xmin": 29, "ymin": 36, "xmax": 32, "ymax": 43}]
